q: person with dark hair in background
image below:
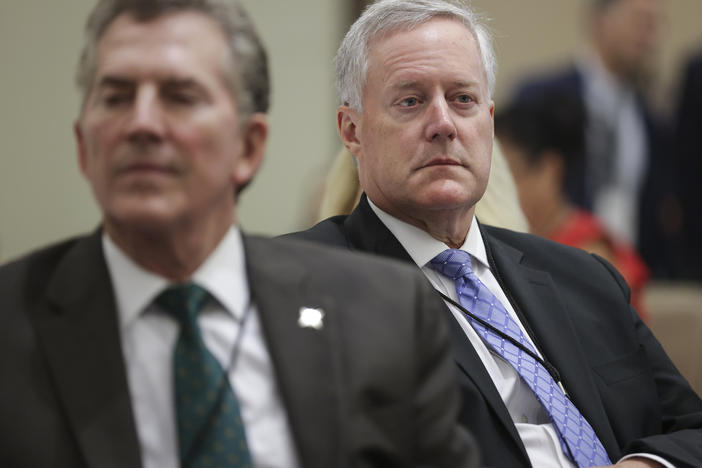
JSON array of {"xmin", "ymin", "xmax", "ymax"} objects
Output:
[
  {"xmin": 0, "ymin": 1, "xmax": 478, "ymax": 467},
  {"xmin": 496, "ymin": 91, "xmax": 650, "ymax": 318},
  {"xmin": 515, "ymin": 0, "xmax": 678, "ymax": 278},
  {"xmin": 286, "ymin": 0, "xmax": 702, "ymax": 466}
]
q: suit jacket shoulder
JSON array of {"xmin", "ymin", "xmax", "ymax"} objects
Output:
[{"xmin": 0, "ymin": 232, "xmax": 142, "ymax": 468}]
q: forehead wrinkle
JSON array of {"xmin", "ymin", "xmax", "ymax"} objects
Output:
[
  {"xmin": 391, "ymin": 78, "xmax": 481, "ymax": 88},
  {"xmin": 96, "ymin": 75, "xmax": 134, "ymax": 88},
  {"xmin": 375, "ymin": 30, "xmax": 484, "ymax": 82}
]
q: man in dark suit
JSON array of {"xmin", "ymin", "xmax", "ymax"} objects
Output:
[
  {"xmin": 513, "ymin": 0, "xmax": 678, "ymax": 278},
  {"xmin": 285, "ymin": 0, "xmax": 702, "ymax": 467},
  {"xmin": 0, "ymin": 1, "xmax": 477, "ymax": 467},
  {"xmin": 674, "ymin": 50, "xmax": 702, "ymax": 278}
]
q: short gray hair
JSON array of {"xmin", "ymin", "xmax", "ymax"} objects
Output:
[
  {"xmin": 76, "ymin": 0, "xmax": 269, "ymax": 116},
  {"xmin": 335, "ymin": 0, "xmax": 496, "ymax": 110}
]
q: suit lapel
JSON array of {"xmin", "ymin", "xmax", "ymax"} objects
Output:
[
  {"xmin": 243, "ymin": 236, "xmax": 341, "ymax": 468},
  {"xmin": 344, "ymin": 195, "xmax": 415, "ymax": 262},
  {"xmin": 483, "ymin": 227, "xmax": 620, "ymax": 458},
  {"xmin": 345, "ymin": 198, "xmax": 527, "ymax": 457},
  {"xmin": 32, "ymin": 231, "xmax": 142, "ymax": 468}
]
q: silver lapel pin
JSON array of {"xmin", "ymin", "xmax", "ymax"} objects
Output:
[{"xmin": 298, "ymin": 307, "xmax": 325, "ymax": 330}]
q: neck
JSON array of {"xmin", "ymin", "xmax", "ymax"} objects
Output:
[
  {"xmin": 403, "ymin": 205, "xmax": 474, "ymax": 249},
  {"xmin": 104, "ymin": 215, "xmax": 233, "ymax": 282}
]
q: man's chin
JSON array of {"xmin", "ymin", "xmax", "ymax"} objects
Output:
[
  {"xmin": 414, "ymin": 186, "xmax": 478, "ymax": 212},
  {"xmin": 103, "ymin": 200, "xmax": 185, "ymax": 234}
]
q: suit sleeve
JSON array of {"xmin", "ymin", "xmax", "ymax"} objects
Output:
[
  {"xmin": 594, "ymin": 256, "xmax": 702, "ymax": 467},
  {"xmin": 410, "ymin": 273, "xmax": 480, "ymax": 468}
]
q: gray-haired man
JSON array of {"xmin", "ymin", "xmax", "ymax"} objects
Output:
[{"xmin": 287, "ymin": 1, "xmax": 702, "ymax": 467}]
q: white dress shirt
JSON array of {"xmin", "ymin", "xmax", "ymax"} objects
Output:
[
  {"xmin": 368, "ymin": 199, "xmax": 673, "ymax": 468},
  {"xmin": 579, "ymin": 50, "xmax": 648, "ymax": 245},
  {"xmin": 103, "ymin": 227, "xmax": 300, "ymax": 468}
]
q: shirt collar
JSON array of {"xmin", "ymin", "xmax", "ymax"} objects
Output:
[
  {"xmin": 366, "ymin": 197, "xmax": 489, "ymax": 270},
  {"xmin": 103, "ymin": 226, "xmax": 249, "ymax": 330}
]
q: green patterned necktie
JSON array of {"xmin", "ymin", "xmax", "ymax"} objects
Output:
[{"xmin": 155, "ymin": 283, "xmax": 253, "ymax": 468}]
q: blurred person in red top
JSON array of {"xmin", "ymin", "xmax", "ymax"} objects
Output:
[{"xmin": 497, "ymin": 90, "xmax": 649, "ymax": 319}]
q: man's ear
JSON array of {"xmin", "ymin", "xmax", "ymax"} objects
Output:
[
  {"xmin": 74, "ymin": 120, "xmax": 89, "ymax": 177},
  {"xmin": 337, "ymin": 106, "xmax": 362, "ymax": 159},
  {"xmin": 233, "ymin": 113, "xmax": 268, "ymax": 191},
  {"xmin": 489, "ymin": 100, "xmax": 495, "ymax": 138}
]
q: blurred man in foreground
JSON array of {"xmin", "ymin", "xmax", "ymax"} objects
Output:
[{"xmin": 0, "ymin": 1, "xmax": 477, "ymax": 467}]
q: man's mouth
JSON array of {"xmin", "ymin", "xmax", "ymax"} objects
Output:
[
  {"xmin": 422, "ymin": 157, "xmax": 462, "ymax": 168},
  {"xmin": 117, "ymin": 162, "xmax": 178, "ymax": 175}
]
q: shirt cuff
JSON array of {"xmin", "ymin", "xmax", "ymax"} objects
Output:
[{"xmin": 619, "ymin": 452, "xmax": 675, "ymax": 468}]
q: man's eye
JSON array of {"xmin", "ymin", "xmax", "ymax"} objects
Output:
[
  {"xmin": 456, "ymin": 94, "xmax": 473, "ymax": 104},
  {"xmin": 400, "ymin": 97, "xmax": 419, "ymax": 107},
  {"xmin": 103, "ymin": 94, "xmax": 130, "ymax": 106},
  {"xmin": 165, "ymin": 91, "xmax": 198, "ymax": 106}
]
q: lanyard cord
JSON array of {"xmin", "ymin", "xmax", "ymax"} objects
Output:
[{"xmin": 436, "ymin": 290, "xmax": 567, "ymax": 395}]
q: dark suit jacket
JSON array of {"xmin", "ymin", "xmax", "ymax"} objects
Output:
[
  {"xmin": 284, "ymin": 195, "xmax": 702, "ymax": 468},
  {"xmin": 514, "ymin": 64, "xmax": 677, "ymax": 278},
  {"xmin": 0, "ymin": 230, "xmax": 477, "ymax": 468},
  {"xmin": 674, "ymin": 51, "xmax": 702, "ymax": 279}
]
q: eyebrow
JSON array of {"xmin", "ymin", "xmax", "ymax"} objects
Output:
[
  {"xmin": 94, "ymin": 76, "xmax": 205, "ymax": 95},
  {"xmin": 161, "ymin": 78, "xmax": 203, "ymax": 91},
  {"xmin": 96, "ymin": 75, "xmax": 134, "ymax": 90},
  {"xmin": 450, "ymin": 79, "xmax": 480, "ymax": 88}
]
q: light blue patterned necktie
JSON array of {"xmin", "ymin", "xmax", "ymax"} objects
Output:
[
  {"xmin": 430, "ymin": 249, "xmax": 611, "ymax": 467},
  {"xmin": 156, "ymin": 283, "xmax": 253, "ymax": 468}
]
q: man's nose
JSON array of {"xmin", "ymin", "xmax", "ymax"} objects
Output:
[
  {"xmin": 126, "ymin": 86, "xmax": 165, "ymax": 145},
  {"xmin": 424, "ymin": 98, "xmax": 457, "ymax": 142}
]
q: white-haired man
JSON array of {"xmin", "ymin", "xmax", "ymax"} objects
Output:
[{"xmin": 286, "ymin": 1, "xmax": 702, "ymax": 467}]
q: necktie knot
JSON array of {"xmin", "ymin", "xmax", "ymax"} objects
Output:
[
  {"xmin": 155, "ymin": 283, "xmax": 211, "ymax": 326},
  {"xmin": 429, "ymin": 248, "xmax": 474, "ymax": 280}
]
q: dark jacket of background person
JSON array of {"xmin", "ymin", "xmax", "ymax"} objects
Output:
[{"xmin": 674, "ymin": 50, "xmax": 702, "ymax": 279}]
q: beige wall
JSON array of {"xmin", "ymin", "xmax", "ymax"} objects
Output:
[{"xmin": 1, "ymin": 0, "xmax": 700, "ymax": 263}]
